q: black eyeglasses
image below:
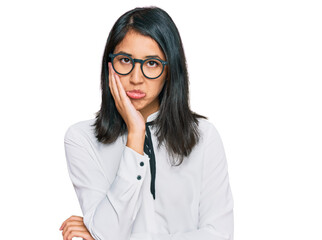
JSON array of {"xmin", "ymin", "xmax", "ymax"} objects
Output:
[{"xmin": 109, "ymin": 53, "xmax": 167, "ymax": 79}]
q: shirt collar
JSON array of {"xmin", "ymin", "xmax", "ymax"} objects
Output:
[{"xmin": 146, "ymin": 110, "xmax": 159, "ymax": 123}]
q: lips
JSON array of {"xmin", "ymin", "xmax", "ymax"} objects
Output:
[{"xmin": 126, "ymin": 90, "xmax": 146, "ymax": 99}]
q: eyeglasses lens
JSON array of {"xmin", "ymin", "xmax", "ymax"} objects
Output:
[
  {"xmin": 112, "ymin": 55, "xmax": 133, "ymax": 75},
  {"xmin": 112, "ymin": 54, "xmax": 163, "ymax": 79}
]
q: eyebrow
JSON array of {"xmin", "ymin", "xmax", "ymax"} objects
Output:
[{"xmin": 115, "ymin": 51, "xmax": 163, "ymax": 60}]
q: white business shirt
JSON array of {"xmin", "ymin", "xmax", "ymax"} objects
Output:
[{"xmin": 64, "ymin": 111, "xmax": 234, "ymax": 240}]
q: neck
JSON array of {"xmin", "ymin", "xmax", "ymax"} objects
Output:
[{"xmin": 140, "ymin": 101, "xmax": 160, "ymax": 122}]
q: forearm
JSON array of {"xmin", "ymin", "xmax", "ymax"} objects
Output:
[
  {"xmin": 86, "ymin": 173, "xmax": 144, "ymax": 240},
  {"xmin": 130, "ymin": 223, "xmax": 234, "ymax": 240},
  {"xmin": 65, "ymin": 126, "xmax": 149, "ymax": 240}
]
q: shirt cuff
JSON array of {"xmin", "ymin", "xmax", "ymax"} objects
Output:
[{"xmin": 117, "ymin": 146, "xmax": 150, "ymax": 183}]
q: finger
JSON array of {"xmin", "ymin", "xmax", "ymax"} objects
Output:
[
  {"xmin": 108, "ymin": 62, "xmax": 115, "ymax": 97},
  {"xmin": 62, "ymin": 220, "xmax": 84, "ymax": 235},
  {"xmin": 60, "ymin": 215, "xmax": 83, "ymax": 230},
  {"xmin": 109, "ymin": 62, "xmax": 120, "ymax": 102},
  {"xmin": 60, "ymin": 216, "xmax": 82, "ymax": 230},
  {"xmin": 63, "ymin": 226, "xmax": 87, "ymax": 240},
  {"xmin": 66, "ymin": 230, "xmax": 94, "ymax": 240},
  {"xmin": 114, "ymin": 72, "xmax": 129, "ymax": 102},
  {"xmin": 60, "ymin": 217, "xmax": 83, "ymax": 233}
]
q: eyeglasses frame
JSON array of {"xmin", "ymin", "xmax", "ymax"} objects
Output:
[{"xmin": 109, "ymin": 53, "xmax": 168, "ymax": 79}]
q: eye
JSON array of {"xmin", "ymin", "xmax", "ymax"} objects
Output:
[
  {"xmin": 120, "ymin": 57, "xmax": 131, "ymax": 64},
  {"xmin": 146, "ymin": 60, "xmax": 159, "ymax": 67}
]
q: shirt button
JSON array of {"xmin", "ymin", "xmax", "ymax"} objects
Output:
[
  {"xmin": 137, "ymin": 175, "xmax": 142, "ymax": 180},
  {"xmin": 140, "ymin": 162, "xmax": 144, "ymax": 167}
]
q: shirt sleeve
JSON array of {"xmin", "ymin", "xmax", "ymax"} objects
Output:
[
  {"xmin": 130, "ymin": 124, "xmax": 234, "ymax": 240},
  {"xmin": 64, "ymin": 125, "xmax": 150, "ymax": 240}
]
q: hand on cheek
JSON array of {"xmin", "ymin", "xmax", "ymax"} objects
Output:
[{"xmin": 108, "ymin": 62, "xmax": 146, "ymax": 138}]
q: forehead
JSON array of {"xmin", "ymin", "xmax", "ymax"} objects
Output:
[{"xmin": 114, "ymin": 30, "xmax": 165, "ymax": 59}]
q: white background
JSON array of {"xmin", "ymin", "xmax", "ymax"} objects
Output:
[{"xmin": 0, "ymin": 0, "xmax": 321, "ymax": 239}]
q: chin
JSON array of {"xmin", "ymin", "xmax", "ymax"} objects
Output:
[{"xmin": 131, "ymin": 101, "xmax": 146, "ymax": 111}]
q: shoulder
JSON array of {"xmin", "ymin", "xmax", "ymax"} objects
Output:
[
  {"xmin": 195, "ymin": 117, "xmax": 226, "ymax": 154},
  {"xmin": 197, "ymin": 117, "xmax": 222, "ymax": 142},
  {"xmin": 195, "ymin": 118, "xmax": 228, "ymax": 171},
  {"xmin": 64, "ymin": 118, "xmax": 97, "ymax": 146}
]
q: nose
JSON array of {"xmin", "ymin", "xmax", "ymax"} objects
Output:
[{"xmin": 129, "ymin": 62, "xmax": 144, "ymax": 85}]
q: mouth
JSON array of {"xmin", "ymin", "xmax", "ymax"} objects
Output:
[{"xmin": 126, "ymin": 90, "xmax": 146, "ymax": 99}]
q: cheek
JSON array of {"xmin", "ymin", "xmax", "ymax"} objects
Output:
[
  {"xmin": 118, "ymin": 75, "xmax": 130, "ymax": 87},
  {"xmin": 149, "ymin": 81, "xmax": 166, "ymax": 97}
]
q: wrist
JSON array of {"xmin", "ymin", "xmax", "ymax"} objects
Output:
[
  {"xmin": 126, "ymin": 132, "xmax": 145, "ymax": 155},
  {"xmin": 127, "ymin": 123, "xmax": 145, "ymax": 134}
]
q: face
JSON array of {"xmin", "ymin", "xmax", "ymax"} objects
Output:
[{"xmin": 112, "ymin": 30, "xmax": 167, "ymax": 118}]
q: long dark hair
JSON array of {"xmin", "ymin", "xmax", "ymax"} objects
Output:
[{"xmin": 93, "ymin": 7, "xmax": 206, "ymax": 165}]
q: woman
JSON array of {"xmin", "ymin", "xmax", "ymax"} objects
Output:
[{"xmin": 59, "ymin": 6, "xmax": 234, "ymax": 240}]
